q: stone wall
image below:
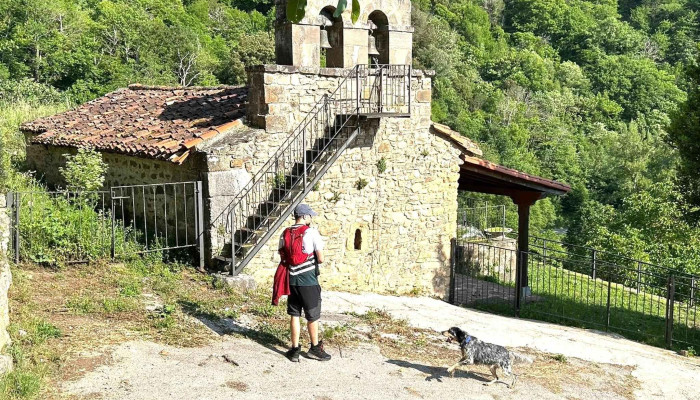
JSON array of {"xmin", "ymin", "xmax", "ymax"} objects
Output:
[
  {"xmin": 0, "ymin": 194, "xmax": 13, "ymax": 374},
  {"xmin": 208, "ymin": 67, "xmax": 461, "ymax": 298},
  {"xmin": 24, "ymin": 144, "xmax": 203, "ymax": 189},
  {"xmin": 246, "ymin": 64, "xmax": 433, "ymax": 134},
  {"xmin": 23, "ymin": 145, "xmax": 206, "ymax": 258}
]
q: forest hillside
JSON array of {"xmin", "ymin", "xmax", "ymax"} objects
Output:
[{"xmin": 0, "ymin": 0, "xmax": 699, "ymax": 275}]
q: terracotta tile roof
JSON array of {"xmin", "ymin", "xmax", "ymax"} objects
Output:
[
  {"xmin": 430, "ymin": 122, "xmax": 482, "ymax": 156},
  {"xmin": 21, "ymin": 84, "xmax": 248, "ymax": 163},
  {"xmin": 461, "ymin": 155, "xmax": 572, "ymax": 195}
]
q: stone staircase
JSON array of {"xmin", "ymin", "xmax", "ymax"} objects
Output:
[{"xmin": 216, "ymin": 64, "xmax": 411, "ymax": 275}]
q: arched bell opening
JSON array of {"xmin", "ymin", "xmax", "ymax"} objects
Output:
[
  {"xmin": 320, "ymin": 7, "xmax": 344, "ymax": 68},
  {"xmin": 368, "ymin": 10, "xmax": 390, "ymax": 66}
]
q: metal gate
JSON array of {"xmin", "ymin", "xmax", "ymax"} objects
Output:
[
  {"xmin": 450, "ymin": 209, "xmax": 700, "ymax": 350},
  {"xmin": 8, "ymin": 181, "xmax": 204, "ymax": 268}
]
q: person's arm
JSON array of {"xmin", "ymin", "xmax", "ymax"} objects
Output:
[{"xmin": 310, "ymin": 228, "xmax": 325, "ymax": 264}]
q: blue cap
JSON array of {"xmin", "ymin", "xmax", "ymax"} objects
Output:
[{"xmin": 294, "ymin": 203, "xmax": 318, "ymax": 218}]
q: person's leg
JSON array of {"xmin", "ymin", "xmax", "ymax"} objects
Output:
[
  {"xmin": 307, "ymin": 320, "xmax": 319, "ymax": 346},
  {"xmin": 290, "ymin": 316, "xmax": 301, "ymax": 347}
]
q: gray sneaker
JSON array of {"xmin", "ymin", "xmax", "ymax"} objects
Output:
[
  {"xmin": 285, "ymin": 345, "xmax": 301, "ymax": 362},
  {"xmin": 307, "ymin": 340, "xmax": 331, "ymax": 361}
]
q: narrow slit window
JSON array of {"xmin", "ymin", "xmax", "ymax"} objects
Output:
[{"xmin": 354, "ymin": 229, "xmax": 362, "ymax": 250}]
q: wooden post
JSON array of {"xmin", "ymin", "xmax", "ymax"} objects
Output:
[{"xmin": 511, "ymin": 191, "xmax": 542, "ymax": 299}]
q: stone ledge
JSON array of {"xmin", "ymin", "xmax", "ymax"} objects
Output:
[
  {"xmin": 212, "ymin": 273, "xmax": 257, "ymax": 292},
  {"xmin": 247, "ymin": 64, "xmax": 435, "ymax": 77}
]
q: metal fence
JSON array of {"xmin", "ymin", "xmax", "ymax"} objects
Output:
[
  {"xmin": 110, "ymin": 182, "xmax": 204, "ymax": 266},
  {"xmin": 451, "ymin": 237, "xmax": 700, "ymax": 350},
  {"xmin": 7, "ymin": 191, "xmax": 112, "ymax": 264},
  {"xmin": 358, "ymin": 64, "xmax": 411, "ymax": 115},
  {"xmin": 458, "ymin": 204, "xmax": 507, "ymax": 240},
  {"xmin": 8, "ymin": 181, "xmax": 204, "ymax": 267}
]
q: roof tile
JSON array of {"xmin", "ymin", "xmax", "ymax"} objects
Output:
[{"xmin": 21, "ymin": 85, "xmax": 248, "ymax": 162}]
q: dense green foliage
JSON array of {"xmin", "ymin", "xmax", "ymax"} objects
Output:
[
  {"xmin": 417, "ymin": 0, "xmax": 700, "ymax": 275},
  {"xmin": 0, "ymin": 0, "xmax": 699, "ymax": 275}
]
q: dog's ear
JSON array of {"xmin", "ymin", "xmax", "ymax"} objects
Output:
[{"xmin": 450, "ymin": 327, "xmax": 466, "ymax": 342}]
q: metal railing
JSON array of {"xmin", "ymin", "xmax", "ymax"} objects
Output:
[
  {"xmin": 213, "ymin": 64, "xmax": 412, "ymax": 275},
  {"xmin": 110, "ymin": 182, "xmax": 204, "ymax": 265},
  {"xmin": 359, "ymin": 64, "xmax": 411, "ymax": 115},
  {"xmin": 8, "ymin": 181, "xmax": 205, "ymax": 268},
  {"xmin": 451, "ymin": 238, "xmax": 700, "ymax": 349},
  {"xmin": 457, "ymin": 206, "xmax": 507, "ymax": 240},
  {"xmin": 7, "ymin": 191, "xmax": 112, "ymax": 264}
]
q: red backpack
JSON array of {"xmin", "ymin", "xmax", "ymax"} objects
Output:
[{"xmin": 282, "ymin": 225, "xmax": 310, "ymax": 266}]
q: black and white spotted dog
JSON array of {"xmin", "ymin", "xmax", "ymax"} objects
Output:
[{"xmin": 442, "ymin": 327, "xmax": 531, "ymax": 388}]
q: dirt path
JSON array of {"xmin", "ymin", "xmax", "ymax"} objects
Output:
[{"xmin": 60, "ymin": 291, "xmax": 700, "ymax": 400}]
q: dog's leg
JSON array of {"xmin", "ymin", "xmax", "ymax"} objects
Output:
[
  {"xmin": 446, "ymin": 360, "xmax": 463, "ymax": 377},
  {"xmin": 483, "ymin": 365, "xmax": 500, "ymax": 386}
]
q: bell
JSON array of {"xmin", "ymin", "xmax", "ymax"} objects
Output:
[
  {"xmin": 368, "ymin": 34, "xmax": 380, "ymax": 56},
  {"xmin": 320, "ymin": 28, "xmax": 332, "ymax": 49}
]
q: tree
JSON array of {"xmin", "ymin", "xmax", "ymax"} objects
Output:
[{"xmin": 668, "ymin": 51, "xmax": 700, "ymax": 220}]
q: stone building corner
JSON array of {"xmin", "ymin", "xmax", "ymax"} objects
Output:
[{"xmin": 0, "ymin": 194, "xmax": 13, "ymax": 375}]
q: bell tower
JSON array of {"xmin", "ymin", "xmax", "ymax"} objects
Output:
[{"xmin": 273, "ymin": 0, "xmax": 414, "ymax": 68}]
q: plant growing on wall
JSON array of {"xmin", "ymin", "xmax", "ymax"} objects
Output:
[
  {"xmin": 272, "ymin": 172, "xmax": 287, "ymax": 188},
  {"xmin": 60, "ymin": 147, "xmax": 107, "ymax": 191},
  {"xmin": 287, "ymin": 0, "xmax": 360, "ymax": 24},
  {"xmin": 355, "ymin": 178, "xmax": 368, "ymax": 190},
  {"xmin": 376, "ymin": 157, "xmax": 387, "ymax": 174}
]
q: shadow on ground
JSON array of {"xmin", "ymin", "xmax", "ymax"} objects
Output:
[
  {"xmin": 386, "ymin": 359, "xmax": 492, "ymax": 384},
  {"xmin": 178, "ymin": 300, "xmax": 286, "ymax": 356}
]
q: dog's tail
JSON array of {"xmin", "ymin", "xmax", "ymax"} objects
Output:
[{"xmin": 510, "ymin": 352, "xmax": 533, "ymax": 365}]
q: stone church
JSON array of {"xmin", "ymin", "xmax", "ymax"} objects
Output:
[{"xmin": 21, "ymin": 0, "xmax": 569, "ymax": 298}]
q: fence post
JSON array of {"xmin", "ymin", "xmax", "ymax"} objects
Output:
[
  {"xmin": 636, "ymin": 262, "xmax": 642, "ymax": 294},
  {"xmin": 605, "ymin": 271, "xmax": 612, "ymax": 332},
  {"xmin": 302, "ymin": 125, "xmax": 307, "ymax": 189},
  {"xmin": 665, "ymin": 275, "xmax": 675, "ymax": 349},
  {"xmin": 591, "ymin": 249, "xmax": 597, "ymax": 280},
  {"xmin": 515, "ymin": 250, "xmax": 523, "ymax": 317},
  {"xmin": 13, "ymin": 193, "xmax": 20, "ymax": 264},
  {"xmin": 691, "ymin": 277, "xmax": 696, "ymax": 307},
  {"xmin": 355, "ymin": 66, "xmax": 360, "ymax": 112},
  {"xmin": 449, "ymin": 238, "xmax": 456, "ymax": 304},
  {"xmin": 110, "ymin": 195, "xmax": 116, "ymax": 260},
  {"xmin": 196, "ymin": 181, "xmax": 205, "ymax": 271},
  {"xmin": 408, "ymin": 65, "xmax": 412, "ymax": 114}
]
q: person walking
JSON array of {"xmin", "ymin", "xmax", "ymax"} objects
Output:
[{"xmin": 279, "ymin": 204, "xmax": 331, "ymax": 362}]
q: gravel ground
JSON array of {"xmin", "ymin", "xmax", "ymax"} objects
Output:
[{"xmin": 60, "ymin": 291, "xmax": 700, "ymax": 400}]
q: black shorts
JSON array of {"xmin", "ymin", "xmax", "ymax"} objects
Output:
[{"xmin": 287, "ymin": 285, "xmax": 322, "ymax": 322}]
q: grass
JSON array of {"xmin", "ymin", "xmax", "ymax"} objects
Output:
[
  {"xmin": 1, "ymin": 253, "xmax": 268, "ymax": 399},
  {"xmin": 465, "ymin": 259, "xmax": 700, "ymax": 350},
  {"xmin": 0, "ymin": 100, "xmax": 70, "ymax": 189}
]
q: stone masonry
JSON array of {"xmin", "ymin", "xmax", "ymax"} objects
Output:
[
  {"xmin": 0, "ymin": 194, "xmax": 13, "ymax": 374},
  {"xmin": 274, "ymin": 0, "xmax": 413, "ymax": 68},
  {"xmin": 207, "ymin": 64, "xmax": 462, "ymax": 298}
]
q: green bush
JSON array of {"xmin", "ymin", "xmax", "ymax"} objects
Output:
[
  {"xmin": 59, "ymin": 148, "xmax": 107, "ymax": 191},
  {"xmin": 15, "ymin": 181, "xmax": 141, "ymax": 264}
]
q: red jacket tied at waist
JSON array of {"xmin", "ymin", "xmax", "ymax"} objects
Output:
[{"xmin": 272, "ymin": 263, "xmax": 289, "ymax": 306}]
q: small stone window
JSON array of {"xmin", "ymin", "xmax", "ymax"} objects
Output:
[{"xmin": 354, "ymin": 229, "xmax": 362, "ymax": 250}]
